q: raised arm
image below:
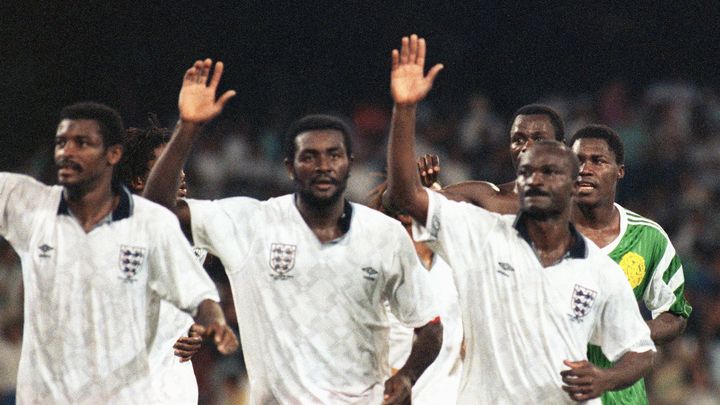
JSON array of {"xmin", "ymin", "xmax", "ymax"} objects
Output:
[
  {"xmin": 385, "ymin": 35, "xmax": 443, "ymax": 225},
  {"xmin": 143, "ymin": 59, "xmax": 235, "ymax": 236}
]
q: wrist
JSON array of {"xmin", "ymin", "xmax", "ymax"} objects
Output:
[{"xmin": 394, "ymin": 103, "xmax": 418, "ymax": 111}]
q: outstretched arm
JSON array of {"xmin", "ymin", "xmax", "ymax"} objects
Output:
[
  {"xmin": 143, "ymin": 59, "xmax": 236, "ymax": 238},
  {"xmin": 560, "ymin": 350, "xmax": 654, "ymax": 402},
  {"xmin": 383, "ymin": 320, "xmax": 443, "ymax": 404},
  {"xmin": 385, "ymin": 34, "xmax": 443, "ymax": 225}
]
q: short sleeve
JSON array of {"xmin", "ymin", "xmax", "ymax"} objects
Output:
[
  {"xmin": 186, "ymin": 197, "xmax": 261, "ymax": 263},
  {"xmin": 411, "ymin": 188, "xmax": 500, "ymax": 264},
  {"xmin": 0, "ymin": 173, "xmax": 50, "ymax": 253},
  {"xmin": 384, "ymin": 226, "xmax": 439, "ymax": 328},
  {"xmin": 643, "ymin": 240, "xmax": 692, "ymax": 319},
  {"xmin": 590, "ymin": 266, "xmax": 656, "ymax": 362},
  {"xmin": 147, "ymin": 212, "xmax": 220, "ymax": 317}
]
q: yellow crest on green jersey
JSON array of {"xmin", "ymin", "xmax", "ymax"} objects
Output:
[{"xmin": 619, "ymin": 252, "xmax": 646, "ymax": 288}]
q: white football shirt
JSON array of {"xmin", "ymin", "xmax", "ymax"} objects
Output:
[
  {"xmin": 387, "ymin": 255, "xmax": 463, "ymax": 404},
  {"xmin": 0, "ymin": 173, "xmax": 219, "ymax": 404},
  {"xmin": 413, "ymin": 189, "xmax": 655, "ymax": 405},
  {"xmin": 187, "ymin": 194, "xmax": 438, "ymax": 404}
]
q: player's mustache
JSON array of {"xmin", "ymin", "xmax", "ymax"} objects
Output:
[
  {"xmin": 524, "ymin": 188, "xmax": 549, "ymax": 197},
  {"xmin": 56, "ymin": 159, "xmax": 83, "ymax": 171}
]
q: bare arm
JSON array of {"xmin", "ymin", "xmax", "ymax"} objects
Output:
[
  {"xmin": 560, "ymin": 350, "xmax": 654, "ymax": 402},
  {"xmin": 647, "ymin": 311, "xmax": 687, "ymax": 345},
  {"xmin": 383, "ymin": 320, "xmax": 443, "ymax": 404},
  {"xmin": 384, "ymin": 35, "xmax": 443, "ymax": 225},
  {"xmin": 143, "ymin": 59, "xmax": 235, "ymax": 237}
]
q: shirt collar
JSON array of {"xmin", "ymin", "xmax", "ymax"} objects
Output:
[
  {"xmin": 57, "ymin": 184, "xmax": 134, "ymax": 222},
  {"xmin": 512, "ymin": 211, "xmax": 587, "ymax": 259}
]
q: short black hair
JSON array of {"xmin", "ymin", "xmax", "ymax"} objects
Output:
[
  {"xmin": 118, "ymin": 113, "xmax": 172, "ymax": 190},
  {"xmin": 283, "ymin": 114, "xmax": 353, "ymax": 161},
  {"xmin": 59, "ymin": 102, "xmax": 125, "ymax": 148},
  {"xmin": 511, "ymin": 104, "xmax": 565, "ymax": 142},
  {"xmin": 528, "ymin": 139, "xmax": 580, "ymax": 178},
  {"xmin": 569, "ymin": 124, "xmax": 624, "ymax": 164}
]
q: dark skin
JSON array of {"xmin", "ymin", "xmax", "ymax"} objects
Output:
[
  {"xmin": 385, "ymin": 34, "xmax": 653, "ymax": 402},
  {"xmin": 426, "ymin": 114, "xmax": 558, "ymax": 215},
  {"xmin": 571, "ymin": 137, "xmax": 687, "ymax": 344},
  {"xmin": 143, "ymin": 58, "xmax": 442, "ymax": 404}
]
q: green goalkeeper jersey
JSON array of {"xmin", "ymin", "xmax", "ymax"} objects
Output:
[{"xmin": 587, "ymin": 204, "xmax": 692, "ymax": 405}]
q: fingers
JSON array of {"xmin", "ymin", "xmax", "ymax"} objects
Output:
[
  {"xmin": 417, "ymin": 37, "xmax": 426, "ymax": 67},
  {"xmin": 409, "ymin": 34, "xmax": 419, "ymax": 64},
  {"xmin": 209, "ymin": 61, "xmax": 225, "ymax": 89},
  {"xmin": 188, "ymin": 323, "xmax": 206, "ymax": 337},
  {"xmin": 217, "ymin": 90, "xmax": 237, "ymax": 108},
  {"xmin": 400, "ymin": 36, "xmax": 409, "ymax": 65},
  {"xmin": 198, "ymin": 58, "xmax": 212, "ymax": 84},
  {"xmin": 426, "ymin": 63, "xmax": 444, "ymax": 84},
  {"xmin": 173, "ymin": 335, "xmax": 202, "ymax": 363},
  {"xmin": 391, "ymin": 49, "xmax": 399, "ymax": 71},
  {"xmin": 216, "ymin": 326, "xmax": 240, "ymax": 354},
  {"xmin": 561, "ymin": 385, "xmax": 593, "ymax": 402}
]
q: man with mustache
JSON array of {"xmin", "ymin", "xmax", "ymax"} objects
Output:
[
  {"xmin": 0, "ymin": 102, "xmax": 237, "ymax": 403},
  {"xmin": 119, "ymin": 116, "xmax": 238, "ymax": 405},
  {"xmin": 570, "ymin": 125, "xmax": 691, "ymax": 405},
  {"xmin": 384, "ymin": 34, "xmax": 655, "ymax": 403},
  {"xmin": 143, "ymin": 58, "xmax": 442, "ymax": 404}
]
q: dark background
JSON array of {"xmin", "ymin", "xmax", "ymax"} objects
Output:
[{"xmin": 2, "ymin": 1, "xmax": 719, "ymax": 170}]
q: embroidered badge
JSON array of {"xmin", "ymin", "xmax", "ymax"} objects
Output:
[
  {"xmin": 569, "ymin": 284, "xmax": 597, "ymax": 322},
  {"xmin": 269, "ymin": 243, "xmax": 296, "ymax": 280},
  {"xmin": 38, "ymin": 244, "xmax": 54, "ymax": 258},
  {"xmin": 362, "ymin": 267, "xmax": 378, "ymax": 281},
  {"xmin": 119, "ymin": 245, "xmax": 146, "ymax": 283}
]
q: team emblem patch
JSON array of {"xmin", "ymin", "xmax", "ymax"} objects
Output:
[
  {"xmin": 119, "ymin": 245, "xmax": 146, "ymax": 282},
  {"xmin": 619, "ymin": 252, "xmax": 646, "ymax": 289},
  {"xmin": 569, "ymin": 284, "xmax": 597, "ymax": 322},
  {"xmin": 269, "ymin": 243, "xmax": 296, "ymax": 280}
]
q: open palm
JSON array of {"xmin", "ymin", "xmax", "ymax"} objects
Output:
[
  {"xmin": 391, "ymin": 35, "xmax": 443, "ymax": 105},
  {"xmin": 179, "ymin": 59, "xmax": 236, "ymax": 124}
]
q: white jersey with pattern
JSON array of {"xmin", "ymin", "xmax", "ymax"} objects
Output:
[
  {"xmin": 0, "ymin": 173, "xmax": 219, "ymax": 404},
  {"xmin": 387, "ymin": 255, "xmax": 463, "ymax": 404},
  {"xmin": 187, "ymin": 194, "xmax": 438, "ymax": 404},
  {"xmin": 413, "ymin": 189, "xmax": 655, "ymax": 405}
]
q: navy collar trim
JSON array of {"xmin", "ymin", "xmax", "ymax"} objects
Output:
[
  {"xmin": 57, "ymin": 185, "xmax": 134, "ymax": 221},
  {"xmin": 512, "ymin": 212, "xmax": 587, "ymax": 259}
]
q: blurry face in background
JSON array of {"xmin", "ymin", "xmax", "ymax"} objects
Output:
[
  {"xmin": 132, "ymin": 143, "xmax": 187, "ymax": 198},
  {"xmin": 509, "ymin": 114, "xmax": 557, "ymax": 168},
  {"xmin": 286, "ymin": 130, "xmax": 351, "ymax": 208}
]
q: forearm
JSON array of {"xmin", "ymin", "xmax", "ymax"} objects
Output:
[
  {"xmin": 604, "ymin": 350, "xmax": 654, "ymax": 391},
  {"xmin": 396, "ymin": 320, "xmax": 443, "ymax": 385},
  {"xmin": 193, "ymin": 298, "xmax": 227, "ymax": 328},
  {"xmin": 385, "ymin": 104, "xmax": 428, "ymax": 222},
  {"xmin": 647, "ymin": 312, "xmax": 687, "ymax": 345},
  {"xmin": 143, "ymin": 120, "xmax": 202, "ymax": 210}
]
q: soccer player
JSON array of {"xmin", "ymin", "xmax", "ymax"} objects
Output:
[
  {"xmin": 119, "ymin": 116, "xmax": 237, "ymax": 404},
  {"xmin": 570, "ymin": 124, "xmax": 692, "ymax": 405},
  {"xmin": 421, "ymin": 103, "xmax": 565, "ymax": 214},
  {"xmin": 384, "ymin": 34, "xmax": 656, "ymax": 404},
  {"xmin": 367, "ymin": 181, "xmax": 463, "ymax": 404},
  {"xmin": 143, "ymin": 58, "xmax": 442, "ymax": 404},
  {"xmin": 0, "ymin": 102, "xmax": 237, "ymax": 403}
]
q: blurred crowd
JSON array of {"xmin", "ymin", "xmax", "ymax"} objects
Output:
[{"xmin": 1, "ymin": 79, "xmax": 720, "ymax": 404}]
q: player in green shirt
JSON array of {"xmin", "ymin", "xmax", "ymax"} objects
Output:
[{"xmin": 570, "ymin": 124, "xmax": 692, "ymax": 405}]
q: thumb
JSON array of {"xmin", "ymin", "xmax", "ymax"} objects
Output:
[
  {"xmin": 217, "ymin": 90, "xmax": 237, "ymax": 107},
  {"xmin": 188, "ymin": 323, "xmax": 206, "ymax": 337},
  {"xmin": 564, "ymin": 359, "xmax": 582, "ymax": 368},
  {"xmin": 425, "ymin": 64, "xmax": 444, "ymax": 84}
]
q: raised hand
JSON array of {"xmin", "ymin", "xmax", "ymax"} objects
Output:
[
  {"xmin": 560, "ymin": 360, "xmax": 610, "ymax": 402},
  {"xmin": 179, "ymin": 58, "xmax": 237, "ymax": 124},
  {"xmin": 417, "ymin": 154, "xmax": 440, "ymax": 188},
  {"xmin": 391, "ymin": 34, "xmax": 444, "ymax": 106}
]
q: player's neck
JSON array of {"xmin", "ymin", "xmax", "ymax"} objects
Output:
[
  {"xmin": 572, "ymin": 200, "xmax": 617, "ymax": 229},
  {"xmin": 524, "ymin": 212, "xmax": 574, "ymax": 267},
  {"xmin": 295, "ymin": 194, "xmax": 347, "ymax": 243},
  {"xmin": 63, "ymin": 181, "xmax": 119, "ymax": 233}
]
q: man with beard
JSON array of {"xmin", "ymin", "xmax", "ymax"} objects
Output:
[
  {"xmin": 119, "ymin": 116, "xmax": 238, "ymax": 405},
  {"xmin": 0, "ymin": 102, "xmax": 236, "ymax": 403},
  {"xmin": 570, "ymin": 125, "xmax": 691, "ymax": 405},
  {"xmin": 384, "ymin": 34, "xmax": 656, "ymax": 403},
  {"xmin": 143, "ymin": 58, "xmax": 442, "ymax": 404}
]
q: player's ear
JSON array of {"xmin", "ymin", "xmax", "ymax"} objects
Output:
[
  {"xmin": 284, "ymin": 158, "xmax": 294, "ymax": 180},
  {"xmin": 617, "ymin": 164, "xmax": 625, "ymax": 180},
  {"xmin": 106, "ymin": 144, "xmax": 123, "ymax": 166}
]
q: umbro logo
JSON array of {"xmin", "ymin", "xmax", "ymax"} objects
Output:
[
  {"xmin": 38, "ymin": 244, "xmax": 54, "ymax": 258},
  {"xmin": 497, "ymin": 262, "xmax": 515, "ymax": 277},
  {"xmin": 362, "ymin": 267, "xmax": 378, "ymax": 281}
]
